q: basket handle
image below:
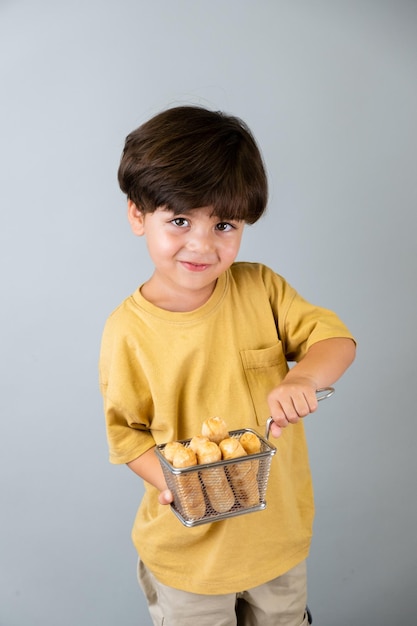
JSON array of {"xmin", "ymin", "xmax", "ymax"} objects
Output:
[{"xmin": 265, "ymin": 387, "xmax": 335, "ymax": 439}]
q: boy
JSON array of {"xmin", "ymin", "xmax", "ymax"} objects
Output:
[{"xmin": 99, "ymin": 106, "xmax": 356, "ymax": 626}]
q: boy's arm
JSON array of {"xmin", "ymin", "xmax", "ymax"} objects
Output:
[
  {"xmin": 127, "ymin": 447, "xmax": 173, "ymax": 505},
  {"xmin": 267, "ymin": 337, "xmax": 356, "ymax": 438}
]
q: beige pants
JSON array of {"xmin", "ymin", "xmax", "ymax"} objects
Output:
[{"xmin": 137, "ymin": 558, "xmax": 310, "ymax": 626}]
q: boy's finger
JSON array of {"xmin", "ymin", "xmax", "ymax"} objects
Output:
[
  {"xmin": 268, "ymin": 420, "xmax": 283, "ymax": 438},
  {"xmin": 159, "ymin": 489, "xmax": 174, "ymax": 505}
]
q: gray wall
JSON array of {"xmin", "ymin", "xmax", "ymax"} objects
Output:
[{"xmin": 1, "ymin": 2, "xmax": 416, "ymax": 625}]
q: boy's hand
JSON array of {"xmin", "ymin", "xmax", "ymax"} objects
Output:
[
  {"xmin": 266, "ymin": 338, "xmax": 356, "ymax": 437},
  {"xmin": 158, "ymin": 489, "xmax": 174, "ymax": 505},
  {"xmin": 267, "ymin": 376, "xmax": 318, "ymax": 438}
]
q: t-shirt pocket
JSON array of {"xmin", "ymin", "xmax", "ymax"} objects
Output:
[{"xmin": 240, "ymin": 343, "xmax": 289, "ymax": 426}]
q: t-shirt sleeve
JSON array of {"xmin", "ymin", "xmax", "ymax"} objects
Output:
[
  {"xmin": 101, "ymin": 394, "xmax": 156, "ymax": 464},
  {"xmin": 265, "ymin": 268, "xmax": 355, "ymax": 362},
  {"xmin": 99, "ymin": 313, "xmax": 156, "ymax": 465}
]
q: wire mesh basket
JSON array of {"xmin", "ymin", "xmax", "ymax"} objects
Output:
[{"xmin": 155, "ymin": 429, "xmax": 277, "ymax": 527}]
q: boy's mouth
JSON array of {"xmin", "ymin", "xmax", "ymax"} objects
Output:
[{"xmin": 179, "ymin": 261, "xmax": 211, "ymax": 272}]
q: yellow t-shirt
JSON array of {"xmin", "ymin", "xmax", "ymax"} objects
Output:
[{"xmin": 99, "ymin": 262, "xmax": 354, "ymax": 594}]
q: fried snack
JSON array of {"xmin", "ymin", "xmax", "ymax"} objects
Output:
[
  {"xmin": 219, "ymin": 437, "xmax": 247, "ymax": 460},
  {"xmin": 163, "ymin": 441, "xmax": 185, "ymax": 464},
  {"xmin": 219, "ymin": 438, "xmax": 260, "ymax": 507},
  {"xmin": 239, "ymin": 431, "xmax": 261, "ymax": 475},
  {"xmin": 189, "ymin": 435, "xmax": 209, "ymax": 455},
  {"xmin": 171, "ymin": 446, "xmax": 206, "ymax": 520},
  {"xmin": 201, "ymin": 416, "xmax": 229, "ymax": 444},
  {"xmin": 239, "ymin": 431, "xmax": 261, "ymax": 455},
  {"xmin": 196, "ymin": 441, "xmax": 235, "ymax": 513}
]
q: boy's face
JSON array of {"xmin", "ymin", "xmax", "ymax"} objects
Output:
[{"xmin": 128, "ymin": 202, "xmax": 244, "ymax": 311}]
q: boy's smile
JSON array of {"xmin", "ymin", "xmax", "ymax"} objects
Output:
[
  {"xmin": 128, "ymin": 202, "xmax": 245, "ymax": 311},
  {"xmin": 179, "ymin": 261, "xmax": 211, "ymax": 272}
]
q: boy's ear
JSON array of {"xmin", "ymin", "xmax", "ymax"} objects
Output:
[{"xmin": 127, "ymin": 200, "xmax": 145, "ymax": 236}]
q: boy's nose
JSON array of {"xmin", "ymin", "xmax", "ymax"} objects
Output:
[{"xmin": 187, "ymin": 229, "xmax": 214, "ymax": 253}]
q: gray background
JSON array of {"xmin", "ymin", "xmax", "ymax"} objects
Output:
[{"xmin": 1, "ymin": 1, "xmax": 416, "ymax": 625}]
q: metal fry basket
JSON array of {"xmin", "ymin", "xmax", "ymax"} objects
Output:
[{"xmin": 155, "ymin": 429, "xmax": 277, "ymax": 527}]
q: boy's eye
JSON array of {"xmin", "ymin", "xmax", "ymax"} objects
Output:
[
  {"xmin": 215, "ymin": 222, "xmax": 234, "ymax": 232},
  {"xmin": 171, "ymin": 217, "xmax": 189, "ymax": 227}
]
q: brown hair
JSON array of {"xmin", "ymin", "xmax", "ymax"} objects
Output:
[{"xmin": 118, "ymin": 106, "xmax": 268, "ymax": 224}]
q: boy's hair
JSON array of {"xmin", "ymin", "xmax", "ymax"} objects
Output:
[{"xmin": 118, "ymin": 106, "xmax": 268, "ymax": 224}]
